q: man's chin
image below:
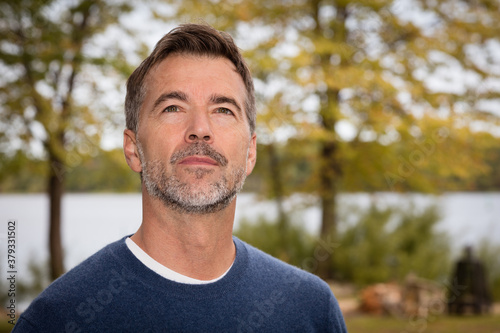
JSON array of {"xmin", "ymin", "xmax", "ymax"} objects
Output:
[
  {"xmin": 177, "ymin": 166, "xmax": 217, "ymax": 180},
  {"xmin": 162, "ymin": 192, "xmax": 237, "ymax": 215}
]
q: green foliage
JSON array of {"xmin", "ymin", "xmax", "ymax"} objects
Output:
[
  {"xmin": 16, "ymin": 259, "xmax": 51, "ymax": 303},
  {"xmin": 345, "ymin": 315, "xmax": 500, "ymax": 333},
  {"xmin": 0, "ymin": 148, "xmax": 140, "ymax": 192},
  {"xmin": 333, "ymin": 202, "xmax": 451, "ymax": 285},
  {"xmin": 248, "ymin": 138, "xmax": 500, "ymax": 196},
  {"xmin": 477, "ymin": 241, "xmax": 500, "ymax": 301},
  {"xmin": 0, "ymin": 258, "xmax": 50, "ymax": 316},
  {"xmin": 469, "ymin": 136, "xmax": 500, "ymax": 191},
  {"xmin": 235, "ymin": 199, "xmax": 452, "ymax": 285},
  {"xmin": 235, "ymin": 215, "xmax": 316, "ymax": 269},
  {"xmin": 65, "ymin": 148, "xmax": 141, "ymax": 192},
  {"xmin": 0, "ymin": 151, "xmax": 48, "ymax": 192}
]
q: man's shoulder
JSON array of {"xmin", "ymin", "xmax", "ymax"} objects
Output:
[
  {"xmin": 14, "ymin": 237, "xmax": 132, "ymax": 331},
  {"xmin": 234, "ymin": 238, "xmax": 347, "ymax": 332},
  {"xmin": 52, "ymin": 236, "xmax": 128, "ymax": 284},
  {"xmin": 236, "ymin": 237, "xmax": 332, "ymax": 296},
  {"xmin": 29, "ymin": 237, "xmax": 129, "ymax": 300}
]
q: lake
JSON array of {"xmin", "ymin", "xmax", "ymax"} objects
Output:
[{"xmin": 0, "ymin": 192, "xmax": 499, "ymax": 283}]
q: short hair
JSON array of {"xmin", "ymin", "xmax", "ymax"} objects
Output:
[{"xmin": 125, "ymin": 23, "xmax": 256, "ymax": 134}]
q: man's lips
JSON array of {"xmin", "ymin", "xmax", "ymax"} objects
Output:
[
  {"xmin": 178, "ymin": 156, "xmax": 218, "ymax": 166},
  {"xmin": 170, "ymin": 142, "xmax": 228, "ymax": 167}
]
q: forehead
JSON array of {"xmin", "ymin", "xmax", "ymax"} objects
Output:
[{"xmin": 143, "ymin": 54, "xmax": 246, "ymax": 103}]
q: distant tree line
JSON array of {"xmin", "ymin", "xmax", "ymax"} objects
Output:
[
  {"xmin": 1, "ymin": 136, "xmax": 500, "ymax": 193},
  {"xmin": 0, "ymin": 148, "xmax": 139, "ymax": 193}
]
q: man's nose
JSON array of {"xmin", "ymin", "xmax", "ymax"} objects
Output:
[{"xmin": 185, "ymin": 111, "xmax": 214, "ymax": 144}]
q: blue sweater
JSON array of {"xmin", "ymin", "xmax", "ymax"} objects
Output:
[{"xmin": 14, "ymin": 236, "xmax": 347, "ymax": 332}]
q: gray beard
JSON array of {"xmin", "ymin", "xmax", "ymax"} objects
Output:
[{"xmin": 137, "ymin": 141, "xmax": 247, "ymax": 214}]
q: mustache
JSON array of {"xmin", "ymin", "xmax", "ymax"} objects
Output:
[{"xmin": 170, "ymin": 142, "xmax": 228, "ymax": 167}]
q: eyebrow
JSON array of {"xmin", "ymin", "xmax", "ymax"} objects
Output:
[
  {"xmin": 152, "ymin": 91, "xmax": 188, "ymax": 111},
  {"xmin": 210, "ymin": 94, "xmax": 242, "ymax": 115}
]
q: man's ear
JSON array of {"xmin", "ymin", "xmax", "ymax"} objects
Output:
[
  {"xmin": 246, "ymin": 133, "xmax": 257, "ymax": 176},
  {"xmin": 123, "ymin": 129, "xmax": 142, "ymax": 173}
]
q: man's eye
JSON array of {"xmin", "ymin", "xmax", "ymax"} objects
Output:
[
  {"xmin": 216, "ymin": 107, "xmax": 234, "ymax": 115},
  {"xmin": 163, "ymin": 105, "xmax": 179, "ymax": 113}
]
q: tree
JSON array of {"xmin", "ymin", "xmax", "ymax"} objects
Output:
[
  {"xmin": 155, "ymin": 0, "xmax": 500, "ymax": 278},
  {"xmin": 0, "ymin": 0, "xmax": 132, "ymax": 280}
]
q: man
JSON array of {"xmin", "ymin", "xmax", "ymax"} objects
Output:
[{"xmin": 14, "ymin": 24, "xmax": 347, "ymax": 332}]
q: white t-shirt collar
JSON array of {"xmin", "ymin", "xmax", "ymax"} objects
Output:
[{"xmin": 125, "ymin": 237, "xmax": 233, "ymax": 285}]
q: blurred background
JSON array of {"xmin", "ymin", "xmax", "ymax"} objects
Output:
[{"xmin": 1, "ymin": 0, "xmax": 500, "ymax": 331}]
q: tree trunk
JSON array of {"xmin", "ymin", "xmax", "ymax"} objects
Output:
[
  {"xmin": 48, "ymin": 154, "xmax": 65, "ymax": 280},
  {"xmin": 311, "ymin": 1, "xmax": 347, "ymax": 279},
  {"xmin": 266, "ymin": 143, "xmax": 291, "ymax": 260},
  {"xmin": 316, "ymin": 138, "xmax": 341, "ymax": 279},
  {"xmin": 267, "ymin": 143, "xmax": 287, "ymax": 235}
]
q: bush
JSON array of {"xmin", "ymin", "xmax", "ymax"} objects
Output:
[
  {"xmin": 333, "ymin": 203, "xmax": 452, "ymax": 285},
  {"xmin": 235, "ymin": 200, "xmax": 453, "ymax": 287},
  {"xmin": 477, "ymin": 240, "xmax": 500, "ymax": 301},
  {"xmin": 235, "ymin": 215, "xmax": 316, "ymax": 269}
]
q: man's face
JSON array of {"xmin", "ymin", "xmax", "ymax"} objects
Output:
[{"xmin": 126, "ymin": 54, "xmax": 256, "ymax": 214}]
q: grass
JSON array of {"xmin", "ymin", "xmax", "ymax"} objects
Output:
[
  {"xmin": 346, "ymin": 315, "xmax": 500, "ymax": 333},
  {"xmin": 2, "ymin": 314, "xmax": 499, "ymax": 332},
  {"xmin": 0, "ymin": 320, "xmax": 14, "ymax": 333}
]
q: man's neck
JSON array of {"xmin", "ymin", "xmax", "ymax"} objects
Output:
[{"xmin": 130, "ymin": 194, "xmax": 237, "ymax": 281}]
